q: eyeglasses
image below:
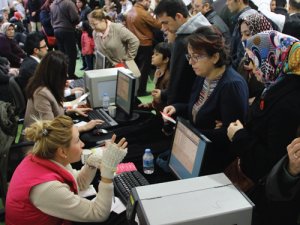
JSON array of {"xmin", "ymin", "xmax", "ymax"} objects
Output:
[
  {"xmin": 185, "ymin": 53, "xmax": 207, "ymax": 63},
  {"xmin": 39, "ymin": 45, "xmax": 48, "ymax": 49}
]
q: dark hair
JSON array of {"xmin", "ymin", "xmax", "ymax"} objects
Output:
[
  {"xmin": 26, "ymin": 51, "xmax": 68, "ymax": 106},
  {"xmin": 154, "ymin": 42, "xmax": 171, "ymax": 66},
  {"xmin": 24, "ymin": 32, "xmax": 45, "ymax": 55},
  {"xmin": 289, "ymin": 0, "xmax": 300, "ymax": 9},
  {"xmin": 154, "ymin": 0, "xmax": 189, "ymax": 19},
  {"xmin": 187, "ymin": 25, "xmax": 230, "ymax": 67},
  {"xmin": 82, "ymin": 20, "xmax": 93, "ymax": 38},
  {"xmin": 275, "ymin": 0, "xmax": 287, "ymax": 7},
  {"xmin": 77, "ymin": 0, "xmax": 87, "ymax": 7},
  {"xmin": 41, "ymin": 0, "xmax": 53, "ymax": 11}
]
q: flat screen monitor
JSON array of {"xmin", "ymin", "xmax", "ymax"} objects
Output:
[
  {"xmin": 115, "ymin": 68, "xmax": 139, "ymax": 122},
  {"xmin": 94, "ymin": 50, "xmax": 106, "ymax": 69},
  {"xmin": 168, "ymin": 117, "xmax": 211, "ymax": 180}
]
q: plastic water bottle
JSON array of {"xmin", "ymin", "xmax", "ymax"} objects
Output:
[
  {"xmin": 143, "ymin": 149, "xmax": 154, "ymax": 174},
  {"xmin": 102, "ymin": 93, "xmax": 110, "ymax": 111}
]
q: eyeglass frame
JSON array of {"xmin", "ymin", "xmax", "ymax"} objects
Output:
[{"xmin": 185, "ymin": 53, "xmax": 207, "ymax": 63}]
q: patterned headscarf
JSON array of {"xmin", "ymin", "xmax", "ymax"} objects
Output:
[
  {"xmin": 239, "ymin": 13, "xmax": 273, "ymax": 37},
  {"xmin": 246, "ymin": 30, "xmax": 300, "ymax": 87}
]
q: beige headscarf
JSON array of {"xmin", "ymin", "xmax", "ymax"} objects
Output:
[{"xmin": 0, "ymin": 22, "xmax": 14, "ymax": 34}]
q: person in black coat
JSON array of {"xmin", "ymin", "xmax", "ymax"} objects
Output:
[
  {"xmin": 281, "ymin": 0, "xmax": 300, "ymax": 40},
  {"xmin": 266, "ymin": 137, "xmax": 300, "ymax": 225},
  {"xmin": 0, "ymin": 22, "xmax": 26, "ymax": 68},
  {"xmin": 16, "ymin": 32, "xmax": 48, "ymax": 97},
  {"xmin": 163, "ymin": 26, "xmax": 249, "ymax": 174},
  {"xmin": 227, "ymin": 31, "xmax": 300, "ymax": 225}
]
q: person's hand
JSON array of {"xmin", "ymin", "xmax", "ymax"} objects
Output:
[
  {"xmin": 71, "ymin": 87, "xmax": 84, "ymax": 96},
  {"xmin": 152, "ymin": 89, "xmax": 161, "ymax": 103},
  {"xmin": 227, "ymin": 120, "xmax": 244, "ymax": 141},
  {"xmin": 138, "ymin": 103, "xmax": 151, "ymax": 109},
  {"xmin": 85, "ymin": 151, "xmax": 103, "ymax": 169},
  {"xmin": 9, "ymin": 68, "xmax": 19, "ymax": 76},
  {"xmin": 287, "ymin": 138, "xmax": 300, "ymax": 176},
  {"xmin": 163, "ymin": 105, "xmax": 176, "ymax": 116},
  {"xmin": 73, "ymin": 107, "xmax": 92, "ymax": 117},
  {"xmin": 31, "ymin": 11, "xmax": 36, "ymax": 17},
  {"xmin": 80, "ymin": 119, "xmax": 104, "ymax": 132},
  {"xmin": 215, "ymin": 120, "xmax": 223, "ymax": 129},
  {"xmin": 101, "ymin": 134, "xmax": 128, "ymax": 179}
]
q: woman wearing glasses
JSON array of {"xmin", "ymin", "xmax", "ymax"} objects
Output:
[{"xmin": 163, "ymin": 25, "xmax": 249, "ymax": 174}]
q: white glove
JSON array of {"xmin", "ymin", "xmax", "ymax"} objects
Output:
[
  {"xmin": 85, "ymin": 152, "xmax": 103, "ymax": 169},
  {"xmin": 101, "ymin": 143, "xmax": 127, "ymax": 179}
]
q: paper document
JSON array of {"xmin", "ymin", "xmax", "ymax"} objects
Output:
[
  {"xmin": 63, "ymin": 92, "xmax": 90, "ymax": 109},
  {"xmin": 111, "ymin": 197, "xmax": 126, "ymax": 214}
]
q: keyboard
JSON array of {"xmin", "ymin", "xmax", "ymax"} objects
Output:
[
  {"xmin": 88, "ymin": 108, "xmax": 118, "ymax": 129},
  {"xmin": 114, "ymin": 171, "xmax": 149, "ymax": 204},
  {"xmin": 69, "ymin": 78, "xmax": 85, "ymax": 89}
]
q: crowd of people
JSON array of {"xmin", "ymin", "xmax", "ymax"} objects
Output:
[{"xmin": 1, "ymin": 0, "xmax": 300, "ymax": 224}]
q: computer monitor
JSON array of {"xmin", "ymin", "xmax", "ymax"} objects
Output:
[
  {"xmin": 168, "ymin": 117, "xmax": 211, "ymax": 180},
  {"xmin": 84, "ymin": 68, "xmax": 119, "ymax": 108},
  {"xmin": 94, "ymin": 50, "xmax": 106, "ymax": 69},
  {"xmin": 115, "ymin": 68, "xmax": 139, "ymax": 122}
]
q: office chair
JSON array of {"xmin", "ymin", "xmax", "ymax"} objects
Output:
[{"xmin": 8, "ymin": 76, "xmax": 26, "ymax": 117}]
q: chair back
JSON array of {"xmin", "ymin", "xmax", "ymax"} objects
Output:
[{"xmin": 9, "ymin": 76, "xmax": 26, "ymax": 117}]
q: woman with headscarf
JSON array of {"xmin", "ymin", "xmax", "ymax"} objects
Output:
[
  {"xmin": 0, "ymin": 22, "xmax": 26, "ymax": 68},
  {"xmin": 238, "ymin": 13, "xmax": 274, "ymax": 99},
  {"xmin": 226, "ymin": 30, "xmax": 300, "ymax": 225}
]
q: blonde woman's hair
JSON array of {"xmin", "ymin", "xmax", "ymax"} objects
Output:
[
  {"xmin": 88, "ymin": 9, "xmax": 108, "ymax": 21},
  {"xmin": 25, "ymin": 115, "xmax": 74, "ymax": 159}
]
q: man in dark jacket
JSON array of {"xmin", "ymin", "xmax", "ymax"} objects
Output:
[
  {"xmin": 154, "ymin": 0, "xmax": 210, "ymax": 105},
  {"xmin": 193, "ymin": 0, "xmax": 231, "ymax": 45},
  {"xmin": 282, "ymin": 0, "xmax": 300, "ymax": 39},
  {"xmin": 50, "ymin": 0, "xmax": 80, "ymax": 79},
  {"xmin": 16, "ymin": 32, "xmax": 48, "ymax": 97}
]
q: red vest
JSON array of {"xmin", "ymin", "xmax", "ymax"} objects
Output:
[{"xmin": 5, "ymin": 154, "xmax": 78, "ymax": 225}]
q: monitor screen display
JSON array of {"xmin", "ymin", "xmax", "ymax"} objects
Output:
[
  {"xmin": 115, "ymin": 69, "xmax": 135, "ymax": 117},
  {"xmin": 168, "ymin": 118, "xmax": 211, "ymax": 179}
]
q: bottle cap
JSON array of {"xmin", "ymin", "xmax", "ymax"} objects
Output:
[{"xmin": 145, "ymin": 148, "xmax": 151, "ymax": 153}]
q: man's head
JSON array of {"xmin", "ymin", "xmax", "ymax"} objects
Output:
[
  {"xmin": 154, "ymin": 0, "xmax": 189, "ymax": 34},
  {"xmin": 289, "ymin": 0, "xmax": 300, "ymax": 12},
  {"xmin": 24, "ymin": 32, "xmax": 48, "ymax": 59},
  {"xmin": 226, "ymin": 0, "xmax": 249, "ymax": 14},
  {"xmin": 193, "ymin": 0, "xmax": 213, "ymax": 15},
  {"xmin": 136, "ymin": 0, "xmax": 151, "ymax": 10}
]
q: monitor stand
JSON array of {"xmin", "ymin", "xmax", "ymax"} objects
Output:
[{"xmin": 115, "ymin": 109, "xmax": 140, "ymax": 123}]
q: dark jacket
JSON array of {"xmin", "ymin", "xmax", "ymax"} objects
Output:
[
  {"xmin": 265, "ymin": 155, "xmax": 300, "ymax": 225},
  {"xmin": 205, "ymin": 9, "xmax": 231, "ymax": 45},
  {"xmin": 27, "ymin": 0, "xmax": 42, "ymax": 22},
  {"xmin": 0, "ymin": 57, "xmax": 12, "ymax": 102},
  {"xmin": 231, "ymin": 76, "xmax": 300, "ymax": 183},
  {"xmin": 79, "ymin": 5, "xmax": 92, "ymax": 22},
  {"xmin": 50, "ymin": 0, "xmax": 80, "ymax": 32},
  {"xmin": 174, "ymin": 66, "xmax": 249, "ymax": 173},
  {"xmin": 0, "ymin": 34, "xmax": 26, "ymax": 68},
  {"xmin": 282, "ymin": 13, "xmax": 300, "ymax": 40},
  {"xmin": 16, "ymin": 57, "xmax": 39, "ymax": 97},
  {"xmin": 167, "ymin": 13, "xmax": 210, "ymax": 105},
  {"xmin": 40, "ymin": 9, "xmax": 54, "ymax": 36}
]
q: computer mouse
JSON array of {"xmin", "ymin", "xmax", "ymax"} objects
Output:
[{"xmin": 92, "ymin": 128, "xmax": 108, "ymax": 136}]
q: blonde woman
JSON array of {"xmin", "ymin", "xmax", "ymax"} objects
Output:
[{"xmin": 6, "ymin": 115, "xmax": 128, "ymax": 224}]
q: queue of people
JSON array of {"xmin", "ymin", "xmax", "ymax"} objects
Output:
[{"xmin": 1, "ymin": 0, "xmax": 300, "ymax": 224}]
